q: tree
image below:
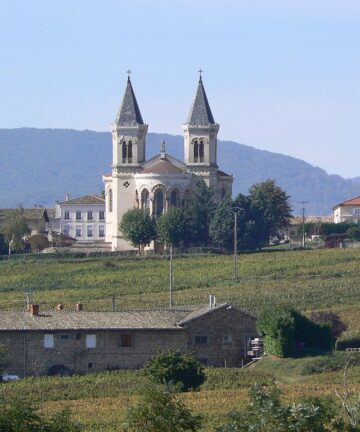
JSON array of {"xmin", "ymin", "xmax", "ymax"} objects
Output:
[
  {"xmin": 184, "ymin": 182, "xmax": 216, "ymax": 247},
  {"xmin": 119, "ymin": 208, "xmax": 156, "ymax": 254},
  {"xmin": 157, "ymin": 208, "xmax": 187, "ymax": 248},
  {"xmin": 311, "ymin": 311, "xmax": 347, "ymax": 344},
  {"xmin": 346, "ymin": 226, "xmax": 360, "ymax": 241},
  {"xmin": 28, "ymin": 234, "xmax": 49, "ymax": 253},
  {"xmin": 145, "ymin": 351, "xmax": 205, "ymax": 391},
  {"xmin": 122, "ymin": 385, "xmax": 202, "ymax": 432},
  {"xmin": 0, "ymin": 233, "xmax": 7, "ymax": 255},
  {"xmin": 216, "ymin": 384, "xmax": 339, "ymax": 432},
  {"xmin": 0, "ymin": 394, "xmax": 82, "ymax": 431},
  {"xmin": 209, "ymin": 196, "xmax": 234, "ymax": 250},
  {"xmin": 248, "ymin": 180, "xmax": 292, "ymax": 247},
  {"xmin": 2, "ymin": 207, "xmax": 30, "ymax": 252}
]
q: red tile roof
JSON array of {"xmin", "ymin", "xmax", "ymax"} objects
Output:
[
  {"xmin": 335, "ymin": 195, "xmax": 360, "ymax": 207},
  {"xmin": 142, "ymin": 157, "xmax": 186, "ymax": 174}
]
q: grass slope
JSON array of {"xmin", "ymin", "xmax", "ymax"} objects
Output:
[{"xmin": 1, "ymin": 248, "xmax": 360, "ymax": 430}]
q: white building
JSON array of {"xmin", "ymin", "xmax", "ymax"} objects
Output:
[
  {"xmin": 103, "ymin": 75, "xmax": 233, "ymax": 251},
  {"xmin": 54, "ymin": 195, "xmax": 106, "ymax": 242},
  {"xmin": 333, "ymin": 196, "xmax": 360, "ymax": 223}
]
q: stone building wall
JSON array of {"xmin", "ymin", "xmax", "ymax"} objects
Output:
[
  {"xmin": 183, "ymin": 307, "xmax": 257, "ymax": 367},
  {"xmin": 0, "ymin": 329, "xmax": 187, "ymax": 377}
]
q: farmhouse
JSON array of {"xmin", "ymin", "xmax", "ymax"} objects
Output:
[
  {"xmin": 0, "ymin": 302, "xmax": 257, "ymax": 377},
  {"xmin": 333, "ymin": 195, "xmax": 360, "ymax": 223}
]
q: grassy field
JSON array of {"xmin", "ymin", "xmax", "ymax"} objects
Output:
[
  {"xmin": 1, "ymin": 248, "xmax": 360, "ymax": 430},
  {"xmin": 0, "ymin": 248, "xmax": 360, "ymax": 335},
  {"xmin": 1, "ymin": 356, "xmax": 360, "ymax": 431}
]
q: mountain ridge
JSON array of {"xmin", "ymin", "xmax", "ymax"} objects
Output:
[{"xmin": 0, "ymin": 127, "xmax": 359, "ymax": 215}]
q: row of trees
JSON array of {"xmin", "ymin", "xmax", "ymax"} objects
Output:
[{"xmin": 120, "ymin": 180, "xmax": 292, "ymax": 252}]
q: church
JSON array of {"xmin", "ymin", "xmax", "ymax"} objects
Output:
[{"xmin": 103, "ymin": 74, "xmax": 233, "ymax": 251}]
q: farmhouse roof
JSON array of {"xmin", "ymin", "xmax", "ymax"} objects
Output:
[
  {"xmin": 59, "ymin": 195, "xmax": 105, "ymax": 205},
  {"xmin": 178, "ymin": 303, "xmax": 256, "ymax": 325},
  {"xmin": 0, "ymin": 304, "xmax": 254, "ymax": 332},
  {"xmin": 333, "ymin": 195, "xmax": 360, "ymax": 209},
  {"xmin": 290, "ymin": 215, "xmax": 333, "ymax": 225},
  {"xmin": 187, "ymin": 77, "xmax": 215, "ymax": 125},
  {"xmin": 115, "ymin": 76, "xmax": 144, "ymax": 127}
]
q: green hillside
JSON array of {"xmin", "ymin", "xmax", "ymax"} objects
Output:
[
  {"xmin": 1, "ymin": 128, "xmax": 360, "ymax": 214},
  {"xmin": 1, "ymin": 249, "xmax": 359, "ymax": 339}
]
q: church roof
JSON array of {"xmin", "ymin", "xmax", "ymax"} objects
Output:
[
  {"xmin": 141, "ymin": 154, "xmax": 188, "ymax": 174},
  {"xmin": 115, "ymin": 77, "xmax": 144, "ymax": 127},
  {"xmin": 187, "ymin": 77, "xmax": 215, "ymax": 125}
]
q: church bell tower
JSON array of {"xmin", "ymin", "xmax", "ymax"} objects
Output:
[
  {"xmin": 182, "ymin": 73, "xmax": 219, "ymax": 188},
  {"xmin": 111, "ymin": 75, "xmax": 148, "ymax": 167}
]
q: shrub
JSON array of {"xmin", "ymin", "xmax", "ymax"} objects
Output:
[
  {"xmin": 145, "ymin": 351, "xmax": 205, "ymax": 391},
  {"xmin": 122, "ymin": 385, "xmax": 202, "ymax": 432},
  {"xmin": 311, "ymin": 311, "xmax": 347, "ymax": 343},
  {"xmin": 257, "ymin": 307, "xmax": 333, "ymax": 358}
]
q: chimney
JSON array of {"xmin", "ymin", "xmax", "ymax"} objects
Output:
[
  {"xmin": 75, "ymin": 303, "xmax": 83, "ymax": 311},
  {"xmin": 65, "ymin": 193, "xmax": 70, "ymax": 201},
  {"xmin": 55, "ymin": 303, "xmax": 64, "ymax": 311},
  {"xmin": 30, "ymin": 304, "xmax": 39, "ymax": 316}
]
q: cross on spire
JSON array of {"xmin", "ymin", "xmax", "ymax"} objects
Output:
[
  {"xmin": 198, "ymin": 68, "xmax": 203, "ymax": 80},
  {"xmin": 126, "ymin": 69, "xmax": 132, "ymax": 80}
]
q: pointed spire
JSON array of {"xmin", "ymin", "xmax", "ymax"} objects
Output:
[
  {"xmin": 115, "ymin": 75, "xmax": 144, "ymax": 127},
  {"xmin": 187, "ymin": 75, "xmax": 215, "ymax": 125}
]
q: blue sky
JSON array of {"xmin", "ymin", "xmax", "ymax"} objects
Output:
[{"xmin": 1, "ymin": 0, "xmax": 359, "ymax": 178}]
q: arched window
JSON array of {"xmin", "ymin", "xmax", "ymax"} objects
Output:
[
  {"xmin": 127, "ymin": 141, "xmax": 132, "ymax": 162},
  {"xmin": 170, "ymin": 191, "xmax": 177, "ymax": 208},
  {"xmin": 155, "ymin": 190, "xmax": 164, "ymax": 217},
  {"xmin": 199, "ymin": 140, "xmax": 204, "ymax": 162},
  {"xmin": 122, "ymin": 141, "xmax": 127, "ymax": 163},
  {"xmin": 108, "ymin": 189, "xmax": 113, "ymax": 212},
  {"xmin": 141, "ymin": 189, "xmax": 150, "ymax": 210},
  {"xmin": 221, "ymin": 188, "xmax": 227, "ymax": 200},
  {"xmin": 193, "ymin": 140, "xmax": 199, "ymax": 162}
]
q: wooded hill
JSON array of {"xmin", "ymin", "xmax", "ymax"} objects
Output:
[{"xmin": 1, "ymin": 127, "xmax": 359, "ymax": 214}]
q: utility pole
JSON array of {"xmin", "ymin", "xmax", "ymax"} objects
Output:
[
  {"xmin": 169, "ymin": 244, "xmax": 173, "ymax": 308},
  {"xmin": 297, "ymin": 201, "xmax": 309, "ymax": 248},
  {"xmin": 230, "ymin": 207, "xmax": 244, "ymax": 279}
]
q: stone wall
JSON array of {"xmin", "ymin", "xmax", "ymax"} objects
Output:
[
  {"xmin": 0, "ymin": 329, "xmax": 187, "ymax": 377},
  {"xmin": 184, "ymin": 306, "xmax": 257, "ymax": 367}
]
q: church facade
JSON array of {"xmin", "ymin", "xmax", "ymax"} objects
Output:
[{"xmin": 103, "ymin": 75, "xmax": 233, "ymax": 251}]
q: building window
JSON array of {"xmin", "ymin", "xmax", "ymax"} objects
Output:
[
  {"xmin": 195, "ymin": 335, "xmax": 208, "ymax": 344},
  {"xmin": 87, "ymin": 211, "xmax": 93, "ymax": 220},
  {"xmin": 223, "ymin": 335, "xmax": 233, "ymax": 345},
  {"xmin": 86, "ymin": 334, "xmax": 96, "ymax": 348},
  {"xmin": 60, "ymin": 334, "xmax": 70, "ymax": 341},
  {"xmin": 155, "ymin": 190, "xmax": 164, "ymax": 217},
  {"xmin": 121, "ymin": 334, "xmax": 133, "ymax": 347},
  {"xmin": 354, "ymin": 208, "xmax": 360, "ymax": 215},
  {"xmin": 87, "ymin": 226, "xmax": 93, "ymax": 238},
  {"xmin": 141, "ymin": 189, "xmax": 150, "ymax": 210},
  {"xmin": 99, "ymin": 226, "xmax": 105, "ymax": 237},
  {"xmin": 199, "ymin": 140, "xmax": 204, "ymax": 162},
  {"xmin": 99, "ymin": 210, "xmax": 105, "ymax": 220},
  {"xmin": 88, "ymin": 362, "xmax": 93, "ymax": 369},
  {"xmin": 64, "ymin": 210, "xmax": 70, "ymax": 220},
  {"xmin": 127, "ymin": 141, "xmax": 132, "ymax": 163},
  {"xmin": 76, "ymin": 226, "xmax": 82, "ymax": 237},
  {"xmin": 76, "ymin": 210, "xmax": 82, "ymax": 220},
  {"xmin": 76, "ymin": 334, "xmax": 82, "ymax": 340},
  {"xmin": 221, "ymin": 188, "xmax": 227, "ymax": 200},
  {"xmin": 122, "ymin": 141, "xmax": 127, "ymax": 163},
  {"xmin": 170, "ymin": 191, "xmax": 177, "ymax": 208},
  {"xmin": 44, "ymin": 334, "xmax": 54, "ymax": 348},
  {"xmin": 193, "ymin": 140, "xmax": 199, "ymax": 161},
  {"xmin": 63, "ymin": 225, "xmax": 70, "ymax": 237},
  {"xmin": 109, "ymin": 189, "xmax": 113, "ymax": 213}
]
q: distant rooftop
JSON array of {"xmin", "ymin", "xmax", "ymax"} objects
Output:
[{"xmin": 59, "ymin": 194, "xmax": 105, "ymax": 205}]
